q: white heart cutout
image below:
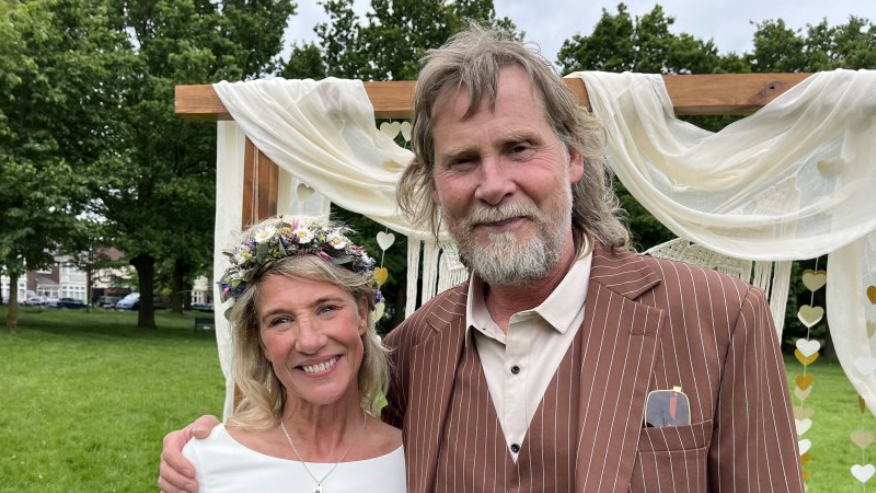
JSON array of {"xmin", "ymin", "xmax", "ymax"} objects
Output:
[
  {"xmin": 376, "ymin": 231, "xmax": 396, "ymax": 251},
  {"xmin": 400, "ymin": 121, "xmax": 412, "ymax": 141},
  {"xmin": 795, "ymin": 418, "xmax": 812, "ymax": 436},
  {"xmin": 852, "ymin": 464, "xmax": 876, "ymax": 483},
  {"xmin": 296, "ymin": 183, "xmax": 315, "ymax": 202},
  {"xmin": 798, "ymin": 438, "xmax": 811, "ymax": 455},
  {"xmin": 795, "ymin": 339, "xmax": 821, "ymax": 358},
  {"xmin": 855, "ymin": 357, "xmax": 876, "ymax": 376},
  {"xmin": 380, "ymin": 121, "xmax": 401, "ymax": 139}
]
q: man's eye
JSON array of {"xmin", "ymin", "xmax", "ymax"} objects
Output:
[{"xmin": 509, "ymin": 143, "xmax": 532, "ymax": 155}]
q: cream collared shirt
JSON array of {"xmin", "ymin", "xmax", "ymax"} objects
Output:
[{"xmin": 465, "ymin": 251, "xmax": 592, "ymax": 462}]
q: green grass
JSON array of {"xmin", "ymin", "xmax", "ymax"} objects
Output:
[
  {"xmin": 0, "ymin": 307, "xmax": 225, "ymax": 493},
  {"xmin": 0, "ymin": 307, "xmax": 873, "ymax": 492},
  {"xmin": 784, "ymin": 354, "xmax": 876, "ymax": 492}
]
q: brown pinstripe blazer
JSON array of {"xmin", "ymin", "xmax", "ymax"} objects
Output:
[{"xmin": 383, "ymin": 244, "xmax": 804, "ymax": 493}]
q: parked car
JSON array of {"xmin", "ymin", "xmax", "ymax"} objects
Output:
[
  {"xmin": 97, "ymin": 295, "xmax": 121, "ymax": 308},
  {"xmin": 115, "ymin": 293, "xmax": 140, "ymax": 310},
  {"xmin": 55, "ymin": 298, "xmax": 87, "ymax": 309},
  {"xmin": 24, "ymin": 295, "xmax": 49, "ymax": 306},
  {"xmin": 45, "ymin": 297, "xmax": 60, "ymax": 308},
  {"xmin": 115, "ymin": 293, "xmax": 171, "ymax": 311},
  {"xmin": 191, "ymin": 302, "xmax": 214, "ymax": 313}
]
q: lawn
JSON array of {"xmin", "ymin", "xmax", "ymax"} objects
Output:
[
  {"xmin": 0, "ymin": 307, "xmax": 225, "ymax": 493},
  {"xmin": 0, "ymin": 307, "xmax": 874, "ymax": 492}
]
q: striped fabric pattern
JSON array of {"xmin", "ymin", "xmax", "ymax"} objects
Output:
[{"xmin": 383, "ymin": 244, "xmax": 803, "ymax": 493}]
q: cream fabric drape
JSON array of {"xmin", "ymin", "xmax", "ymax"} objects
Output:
[
  {"xmin": 571, "ymin": 70, "xmax": 876, "ymax": 415},
  {"xmin": 210, "ymin": 71, "xmax": 876, "ymax": 418}
]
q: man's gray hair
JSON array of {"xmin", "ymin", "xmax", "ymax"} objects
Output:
[{"xmin": 396, "ymin": 23, "xmax": 630, "ymax": 253}]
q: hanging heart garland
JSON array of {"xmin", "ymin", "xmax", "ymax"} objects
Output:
[
  {"xmin": 794, "ymin": 260, "xmax": 825, "ymax": 485},
  {"xmin": 850, "ymin": 396, "xmax": 876, "ymax": 486}
]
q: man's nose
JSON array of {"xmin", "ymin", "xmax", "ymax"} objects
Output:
[{"xmin": 474, "ymin": 158, "xmax": 516, "ymax": 205}]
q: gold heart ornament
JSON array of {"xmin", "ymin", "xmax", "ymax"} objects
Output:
[
  {"xmin": 794, "ymin": 406, "xmax": 815, "ymax": 419},
  {"xmin": 374, "ymin": 267, "xmax": 389, "ymax": 286},
  {"xmin": 801, "ymin": 269, "xmax": 827, "ymax": 292},
  {"xmin": 852, "ymin": 430, "xmax": 875, "ymax": 450},
  {"xmin": 794, "ymin": 349, "xmax": 819, "ymax": 366},
  {"xmin": 797, "ymin": 305, "xmax": 824, "ymax": 328},
  {"xmin": 868, "ymin": 285, "xmax": 876, "ymax": 305},
  {"xmin": 796, "ymin": 374, "xmax": 815, "ymax": 391}
]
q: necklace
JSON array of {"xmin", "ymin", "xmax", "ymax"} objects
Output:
[{"xmin": 280, "ymin": 412, "xmax": 368, "ymax": 493}]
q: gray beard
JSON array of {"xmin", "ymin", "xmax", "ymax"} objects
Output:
[
  {"xmin": 465, "ymin": 230, "xmax": 561, "ymax": 286},
  {"xmin": 447, "ymin": 198, "xmax": 571, "ymax": 287}
]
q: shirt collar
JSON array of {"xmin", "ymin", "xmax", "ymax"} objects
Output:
[{"xmin": 464, "ymin": 248, "xmax": 593, "ymax": 345}]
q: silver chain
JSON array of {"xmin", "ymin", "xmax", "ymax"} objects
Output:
[{"xmin": 280, "ymin": 413, "xmax": 368, "ymax": 493}]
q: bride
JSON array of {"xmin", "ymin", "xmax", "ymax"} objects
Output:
[{"xmin": 179, "ymin": 216, "xmax": 405, "ymax": 493}]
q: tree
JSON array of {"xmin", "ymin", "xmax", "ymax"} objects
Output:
[
  {"xmin": 93, "ymin": 0, "xmax": 296, "ymax": 328},
  {"xmin": 288, "ymin": 0, "xmax": 518, "ymax": 81},
  {"xmin": 558, "ymin": 3, "xmax": 724, "ymax": 75},
  {"xmin": 0, "ymin": 0, "xmax": 129, "ymax": 332}
]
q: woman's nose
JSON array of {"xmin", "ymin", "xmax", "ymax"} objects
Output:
[{"xmin": 294, "ymin": 319, "xmax": 326, "ymax": 353}]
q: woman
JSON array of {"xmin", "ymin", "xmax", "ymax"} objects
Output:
[{"xmin": 182, "ymin": 216, "xmax": 405, "ymax": 493}]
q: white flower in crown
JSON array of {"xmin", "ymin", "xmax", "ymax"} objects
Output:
[
  {"xmin": 233, "ymin": 249, "xmax": 250, "ymax": 264},
  {"xmin": 326, "ymin": 230, "xmax": 347, "ymax": 250},
  {"xmin": 292, "ymin": 225, "xmax": 314, "ymax": 244},
  {"xmin": 254, "ymin": 226, "xmax": 277, "ymax": 244}
]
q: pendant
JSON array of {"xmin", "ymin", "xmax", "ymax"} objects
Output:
[{"xmin": 314, "ymin": 487, "xmax": 323, "ymax": 493}]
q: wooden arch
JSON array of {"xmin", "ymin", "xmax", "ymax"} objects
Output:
[{"xmin": 174, "ymin": 74, "xmax": 809, "ymax": 228}]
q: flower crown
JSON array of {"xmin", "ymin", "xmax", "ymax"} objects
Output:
[{"xmin": 219, "ymin": 219, "xmax": 381, "ymax": 305}]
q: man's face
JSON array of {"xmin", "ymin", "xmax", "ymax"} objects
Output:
[{"xmin": 430, "ymin": 65, "xmax": 584, "ymax": 286}]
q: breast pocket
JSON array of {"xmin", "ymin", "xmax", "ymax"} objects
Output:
[{"xmin": 628, "ymin": 420, "xmax": 713, "ymax": 492}]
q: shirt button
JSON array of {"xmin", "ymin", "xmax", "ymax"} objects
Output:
[
  {"xmin": 510, "ymin": 443, "xmax": 520, "ymax": 453},
  {"xmin": 511, "ymin": 365, "xmax": 521, "ymax": 375}
]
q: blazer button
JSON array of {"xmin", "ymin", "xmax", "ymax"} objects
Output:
[
  {"xmin": 511, "ymin": 365, "xmax": 521, "ymax": 375},
  {"xmin": 510, "ymin": 443, "xmax": 520, "ymax": 453}
]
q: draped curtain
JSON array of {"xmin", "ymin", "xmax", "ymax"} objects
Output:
[{"xmin": 211, "ymin": 71, "xmax": 876, "ymax": 419}]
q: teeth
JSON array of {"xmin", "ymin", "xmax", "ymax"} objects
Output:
[{"xmin": 301, "ymin": 357, "xmax": 339, "ymax": 374}]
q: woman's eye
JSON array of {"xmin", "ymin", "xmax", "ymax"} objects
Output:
[
  {"xmin": 268, "ymin": 316, "xmax": 292, "ymax": 327},
  {"xmin": 319, "ymin": 304, "xmax": 339, "ymax": 315}
]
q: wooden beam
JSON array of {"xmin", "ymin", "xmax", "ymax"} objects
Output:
[{"xmin": 176, "ymin": 74, "xmax": 810, "ymax": 120}]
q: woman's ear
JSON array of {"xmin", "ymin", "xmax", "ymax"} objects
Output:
[{"xmin": 357, "ymin": 297, "xmax": 369, "ymax": 336}]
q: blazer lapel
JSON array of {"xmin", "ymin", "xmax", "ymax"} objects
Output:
[
  {"xmin": 575, "ymin": 245, "xmax": 665, "ymax": 493},
  {"xmin": 405, "ymin": 287, "xmax": 468, "ymax": 493}
]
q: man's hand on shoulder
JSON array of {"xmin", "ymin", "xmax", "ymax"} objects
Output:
[{"xmin": 158, "ymin": 414, "xmax": 220, "ymax": 493}]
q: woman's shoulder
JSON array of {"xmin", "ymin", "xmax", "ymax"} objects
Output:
[{"xmin": 353, "ymin": 416, "xmax": 402, "ymax": 460}]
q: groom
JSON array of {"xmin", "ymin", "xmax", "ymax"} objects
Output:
[{"xmin": 160, "ymin": 25, "xmax": 803, "ymax": 493}]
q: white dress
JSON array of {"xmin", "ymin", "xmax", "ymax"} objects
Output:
[{"xmin": 183, "ymin": 424, "xmax": 407, "ymax": 493}]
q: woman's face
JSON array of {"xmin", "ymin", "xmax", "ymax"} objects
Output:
[{"xmin": 257, "ymin": 275, "xmax": 367, "ymax": 410}]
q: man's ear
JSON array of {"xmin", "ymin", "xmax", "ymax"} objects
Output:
[{"xmin": 568, "ymin": 147, "xmax": 584, "ymax": 183}]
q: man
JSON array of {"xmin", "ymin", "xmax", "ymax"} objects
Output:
[{"xmin": 160, "ymin": 25, "xmax": 803, "ymax": 493}]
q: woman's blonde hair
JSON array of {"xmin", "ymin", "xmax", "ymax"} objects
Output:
[{"xmin": 224, "ymin": 217, "xmax": 390, "ymax": 429}]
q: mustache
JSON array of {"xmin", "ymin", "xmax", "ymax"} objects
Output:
[{"xmin": 462, "ymin": 203, "xmax": 540, "ymax": 228}]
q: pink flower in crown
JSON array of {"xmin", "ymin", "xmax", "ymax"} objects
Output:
[
  {"xmin": 292, "ymin": 225, "xmax": 314, "ymax": 244},
  {"xmin": 326, "ymin": 230, "xmax": 348, "ymax": 250}
]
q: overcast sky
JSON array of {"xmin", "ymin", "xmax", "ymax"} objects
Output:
[{"xmin": 284, "ymin": 0, "xmax": 876, "ymax": 65}]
